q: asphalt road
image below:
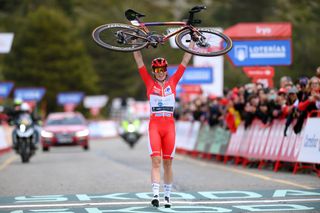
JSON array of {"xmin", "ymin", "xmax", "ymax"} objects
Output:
[{"xmin": 0, "ymin": 136, "xmax": 319, "ymax": 212}]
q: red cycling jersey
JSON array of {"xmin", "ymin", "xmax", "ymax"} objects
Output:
[{"xmin": 139, "ymin": 64, "xmax": 186, "ymax": 159}]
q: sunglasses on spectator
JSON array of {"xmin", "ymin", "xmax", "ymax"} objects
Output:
[{"xmin": 153, "ymin": 67, "xmax": 167, "ymax": 73}]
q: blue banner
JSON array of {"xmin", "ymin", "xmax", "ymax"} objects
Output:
[
  {"xmin": 57, "ymin": 92, "xmax": 84, "ymax": 105},
  {"xmin": 227, "ymin": 40, "xmax": 292, "ymax": 66},
  {"xmin": 14, "ymin": 88, "xmax": 46, "ymax": 102},
  {"xmin": 167, "ymin": 66, "xmax": 213, "ymax": 84},
  {"xmin": 0, "ymin": 82, "xmax": 14, "ymax": 98}
]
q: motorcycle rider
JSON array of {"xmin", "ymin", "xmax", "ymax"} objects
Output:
[{"xmin": 7, "ymin": 101, "xmax": 41, "ymax": 152}]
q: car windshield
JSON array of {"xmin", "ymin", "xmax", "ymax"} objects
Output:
[{"xmin": 46, "ymin": 116, "xmax": 85, "ymax": 126}]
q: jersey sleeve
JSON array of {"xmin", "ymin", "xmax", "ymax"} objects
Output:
[
  {"xmin": 138, "ymin": 65, "xmax": 153, "ymax": 88},
  {"xmin": 170, "ymin": 64, "xmax": 186, "ymax": 86}
]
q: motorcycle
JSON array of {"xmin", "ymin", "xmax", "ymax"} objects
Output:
[
  {"xmin": 12, "ymin": 113, "xmax": 37, "ymax": 163},
  {"xmin": 118, "ymin": 119, "xmax": 142, "ymax": 148}
]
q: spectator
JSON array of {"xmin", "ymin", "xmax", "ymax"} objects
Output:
[
  {"xmin": 280, "ymin": 76, "xmax": 293, "ymax": 89},
  {"xmin": 243, "ymin": 94, "xmax": 259, "ymax": 128},
  {"xmin": 316, "ymin": 66, "xmax": 320, "ymax": 78},
  {"xmin": 294, "ymin": 76, "xmax": 320, "ymax": 134},
  {"xmin": 283, "ymin": 87, "xmax": 299, "ymax": 136}
]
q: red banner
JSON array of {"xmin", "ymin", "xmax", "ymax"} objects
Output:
[
  {"xmin": 243, "ymin": 66, "xmax": 275, "ymax": 78},
  {"xmin": 224, "ymin": 22, "xmax": 292, "ymax": 39}
]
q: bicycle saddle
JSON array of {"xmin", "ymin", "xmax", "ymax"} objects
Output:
[{"xmin": 125, "ymin": 9, "xmax": 145, "ymax": 21}]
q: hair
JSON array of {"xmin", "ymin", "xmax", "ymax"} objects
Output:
[{"xmin": 306, "ymin": 76, "xmax": 320, "ymax": 93}]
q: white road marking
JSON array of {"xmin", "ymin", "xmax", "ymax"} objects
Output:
[{"xmin": 0, "ymin": 198, "xmax": 320, "ymax": 209}]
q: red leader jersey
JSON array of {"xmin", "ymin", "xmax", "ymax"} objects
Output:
[{"xmin": 138, "ymin": 64, "xmax": 186, "ymax": 159}]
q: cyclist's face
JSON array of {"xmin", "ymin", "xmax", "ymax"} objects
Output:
[{"xmin": 153, "ymin": 67, "xmax": 167, "ymax": 81}]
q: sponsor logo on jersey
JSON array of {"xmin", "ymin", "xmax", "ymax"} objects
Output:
[{"xmin": 164, "ymin": 86, "xmax": 172, "ymax": 96}]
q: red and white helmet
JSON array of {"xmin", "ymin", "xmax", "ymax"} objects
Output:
[{"xmin": 151, "ymin": 57, "xmax": 168, "ymax": 68}]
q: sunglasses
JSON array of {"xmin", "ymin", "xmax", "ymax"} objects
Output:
[{"xmin": 153, "ymin": 67, "xmax": 167, "ymax": 73}]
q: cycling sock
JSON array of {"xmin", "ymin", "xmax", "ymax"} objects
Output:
[
  {"xmin": 163, "ymin": 184, "xmax": 172, "ymax": 198},
  {"xmin": 152, "ymin": 183, "xmax": 160, "ymax": 196}
]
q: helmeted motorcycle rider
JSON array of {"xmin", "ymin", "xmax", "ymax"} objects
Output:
[{"xmin": 6, "ymin": 100, "xmax": 41, "ymax": 152}]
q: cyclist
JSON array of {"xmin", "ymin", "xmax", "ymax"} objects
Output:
[{"xmin": 133, "ymin": 42, "xmax": 194, "ymax": 208}]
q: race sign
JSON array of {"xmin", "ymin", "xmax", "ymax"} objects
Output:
[
  {"xmin": 227, "ymin": 40, "xmax": 292, "ymax": 66},
  {"xmin": 57, "ymin": 92, "xmax": 84, "ymax": 106},
  {"xmin": 14, "ymin": 87, "xmax": 46, "ymax": 102},
  {"xmin": 0, "ymin": 82, "xmax": 14, "ymax": 98},
  {"xmin": 0, "ymin": 33, "xmax": 14, "ymax": 53},
  {"xmin": 167, "ymin": 66, "xmax": 213, "ymax": 84},
  {"xmin": 83, "ymin": 95, "xmax": 108, "ymax": 109},
  {"xmin": 224, "ymin": 23, "xmax": 292, "ymax": 39}
]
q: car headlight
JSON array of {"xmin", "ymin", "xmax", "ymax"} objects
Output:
[
  {"xmin": 75, "ymin": 129, "xmax": 89, "ymax": 137},
  {"xmin": 41, "ymin": 130, "xmax": 54, "ymax": 138}
]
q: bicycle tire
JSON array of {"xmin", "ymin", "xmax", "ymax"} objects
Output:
[
  {"xmin": 175, "ymin": 28, "xmax": 233, "ymax": 57},
  {"xmin": 92, "ymin": 23, "xmax": 148, "ymax": 52}
]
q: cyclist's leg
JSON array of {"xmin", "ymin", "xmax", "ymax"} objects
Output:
[
  {"xmin": 161, "ymin": 119, "xmax": 175, "ymax": 208},
  {"xmin": 148, "ymin": 120, "xmax": 162, "ymax": 207}
]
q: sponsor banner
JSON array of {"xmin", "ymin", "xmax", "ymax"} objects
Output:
[
  {"xmin": 83, "ymin": 95, "xmax": 108, "ymax": 109},
  {"xmin": 88, "ymin": 120, "xmax": 118, "ymax": 138},
  {"xmin": 176, "ymin": 121, "xmax": 201, "ymax": 151},
  {"xmin": 298, "ymin": 118, "xmax": 320, "ymax": 164},
  {"xmin": 0, "ymin": 126, "xmax": 13, "ymax": 152},
  {"xmin": 246, "ymin": 120, "xmax": 271, "ymax": 159},
  {"xmin": 225, "ymin": 123, "xmax": 245, "ymax": 156},
  {"xmin": 0, "ymin": 33, "xmax": 14, "ymax": 53},
  {"xmin": 167, "ymin": 66, "xmax": 213, "ymax": 84},
  {"xmin": 262, "ymin": 119, "xmax": 285, "ymax": 160},
  {"xmin": 57, "ymin": 92, "xmax": 84, "ymax": 106},
  {"xmin": 277, "ymin": 120, "xmax": 306, "ymax": 162},
  {"xmin": 129, "ymin": 101, "xmax": 150, "ymax": 119},
  {"xmin": 14, "ymin": 87, "xmax": 46, "ymax": 102},
  {"xmin": 0, "ymin": 82, "xmax": 14, "ymax": 98},
  {"xmin": 209, "ymin": 126, "xmax": 230, "ymax": 154},
  {"xmin": 243, "ymin": 66, "xmax": 275, "ymax": 78},
  {"xmin": 227, "ymin": 40, "xmax": 292, "ymax": 66},
  {"xmin": 224, "ymin": 22, "xmax": 292, "ymax": 39}
]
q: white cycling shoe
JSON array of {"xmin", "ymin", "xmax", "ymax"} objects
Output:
[
  {"xmin": 164, "ymin": 196, "xmax": 171, "ymax": 208},
  {"xmin": 151, "ymin": 195, "xmax": 159, "ymax": 207}
]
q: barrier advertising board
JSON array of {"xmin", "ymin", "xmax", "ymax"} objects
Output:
[{"xmin": 298, "ymin": 118, "xmax": 320, "ymax": 164}]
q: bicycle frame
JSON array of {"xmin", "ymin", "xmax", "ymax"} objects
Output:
[{"xmin": 130, "ymin": 19, "xmax": 198, "ymax": 43}]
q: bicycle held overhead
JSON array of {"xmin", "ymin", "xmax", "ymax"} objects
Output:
[{"xmin": 92, "ymin": 5, "xmax": 233, "ymax": 57}]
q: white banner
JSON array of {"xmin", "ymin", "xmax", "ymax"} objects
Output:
[
  {"xmin": 0, "ymin": 33, "xmax": 14, "ymax": 53},
  {"xmin": 297, "ymin": 118, "xmax": 320, "ymax": 164},
  {"xmin": 84, "ymin": 95, "xmax": 108, "ymax": 108},
  {"xmin": 175, "ymin": 121, "xmax": 201, "ymax": 151}
]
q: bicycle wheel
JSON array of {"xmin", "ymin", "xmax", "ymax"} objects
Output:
[
  {"xmin": 92, "ymin": 23, "xmax": 148, "ymax": 52},
  {"xmin": 175, "ymin": 28, "xmax": 233, "ymax": 57}
]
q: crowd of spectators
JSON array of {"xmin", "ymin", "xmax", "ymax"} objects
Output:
[{"xmin": 174, "ymin": 67, "xmax": 320, "ymax": 135}]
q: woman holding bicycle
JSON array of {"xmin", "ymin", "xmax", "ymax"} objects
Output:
[{"xmin": 133, "ymin": 42, "xmax": 194, "ymax": 208}]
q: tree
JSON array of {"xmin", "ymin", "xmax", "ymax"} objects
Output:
[{"xmin": 2, "ymin": 6, "xmax": 98, "ymax": 112}]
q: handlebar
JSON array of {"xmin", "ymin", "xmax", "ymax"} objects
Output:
[{"xmin": 187, "ymin": 5, "xmax": 206, "ymax": 25}]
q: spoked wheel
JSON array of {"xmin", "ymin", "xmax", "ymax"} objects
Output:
[
  {"xmin": 175, "ymin": 29, "xmax": 233, "ymax": 57},
  {"xmin": 92, "ymin": 23, "xmax": 148, "ymax": 52}
]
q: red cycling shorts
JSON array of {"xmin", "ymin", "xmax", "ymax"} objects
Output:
[{"xmin": 147, "ymin": 117, "xmax": 176, "ymax": 159}]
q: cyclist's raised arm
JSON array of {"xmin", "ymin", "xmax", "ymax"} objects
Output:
[
  {"xmin": 133, "ymin": 51, "xmax": 145, "ymax": 69},
  {"xmin": 133, "ymin": 51, "xmax": 153, "ymax": 87},
  {"xmin": 181, "ymin": 41, "xmax": 195, "ymax": 67}
]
